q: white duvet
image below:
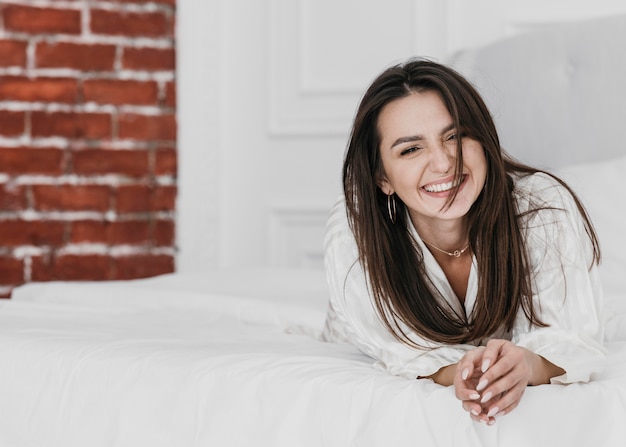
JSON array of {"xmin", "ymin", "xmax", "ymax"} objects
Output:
[{"xmin": 1, "ymin": 269, "xmax": 626, "ymax": 447}]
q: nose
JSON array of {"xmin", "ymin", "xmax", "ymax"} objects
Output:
[{"xmin": 429, "ymin": 142, "xmax": 454, "ymax": 173}]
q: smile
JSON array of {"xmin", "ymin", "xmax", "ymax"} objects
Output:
[{"xmin": 423, "ymin": 175, "xmax": 466, "ymax": 193}]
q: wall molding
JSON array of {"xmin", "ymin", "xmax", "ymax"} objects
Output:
[
  {"xmin": 268, "ymin": 0, "xmax": 448, "ymax": 137},
  {"xmin": 268, "ymin": 202, "xmax": 330, "ymax": 269}
]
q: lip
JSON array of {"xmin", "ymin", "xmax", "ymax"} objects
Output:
[{"xmin": 421, "ymin": 174, "xmax": 468, "ymax": 196}]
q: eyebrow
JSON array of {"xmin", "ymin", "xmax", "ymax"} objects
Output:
[{"xmin": 389, "ymin": 123, "xmax": 456, "ymax": 150}]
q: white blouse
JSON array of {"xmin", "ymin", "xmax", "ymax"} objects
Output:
[{"xmin": 322, "ymin": 173, "xmax": 606, "ymax": 384}]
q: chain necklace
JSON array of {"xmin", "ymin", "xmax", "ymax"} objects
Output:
[{"xmin": 421, "ymin": 239, "xmax": 470, "ymax": 258}]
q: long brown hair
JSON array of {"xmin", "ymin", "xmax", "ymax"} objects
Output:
[{"xmin": 343, "ymin": 59, "xmax": 600, "ymax": 346}]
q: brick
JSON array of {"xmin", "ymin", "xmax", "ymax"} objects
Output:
[
  {"xmin": 115, "ymin": 184, "xmax": 176, "ymax": 213},
  {"xmin": 29, "ymin": 255, "xmax": 53, "ymax": 281},
  {"xmin": 153, "ymin": 219, "xmax": 174, "ymax": 246},
  {"xmin": 163, "ymin": 81, "xmax": 176, "ymax": 108},
  {"xmin": 0, "ymin": 110, "xmax": 26, "ymax": 136},
  {"xmin": 107, "ymin": 0, "xmax": 176, "ymax": 5},
  {"xmin": 0, "ymin": 76, "xmax": 78, "ymax": 103},
  {"xmin": 36, "ymin": 42, "xmax": 116, "ymax": 71},
  {"xmin": 109, "ymin": 220, "xmax": 151, "ymax": 244},
  {"xmin": 0, "ymin": 147, "xmax": 65, "ymax": 175},
  {"xmin": 122, "ymin": 46, "xmax": 175, "ymax": 71},
  {"xmin": 114, "ymin": 254, "xmax": 174, "ymax": 280},
  {"xmin": 83, "ymin": 79, "xmax": 158, "ymax": 105},
  {"xmin": 154, "ymin": 147, "xmax": 177, "ymax": 176},
  {"xmin": 115, "ymin": 185, "xmax": 151, "ymax": 213},
  {"xmin": 152, "ymin": 185, "xmax": 177, "ymax": 211},
  {"xmin": 90, "ymin": 9, "xmax": 169, "ymax": 37},
  {"xmin": 32, "ymin": 185, "xmax": 111, "ymax": 211},
  {"xmin": 71, "ymin": 219, "xmax": 150, "ymax": 244},
  {"xmin": 118, "ymin": 113, "xmax": 176, "ymax": 141},
  {"xmin": 0, "ymin": 39, "xmax": 27, "ymax": 67},
  {"xmin": 69, "ymin": 220, "xmax": 107, "ymax": 243},
  {"xmin": 0, "ymin": 220, "xmax": 65, "ymax": 246},
  {"xmin": 3, "ymin": 5, "xmax": 81, "ymax": 35},
  {"xmin": 60, "ymin": 254, "xmax": 112, "ymax": 280},
  {"xmin": 0, "ymin": 184, "xmax": 26, "ymax": 211},
  {"xmin": 31, "ymin": 111, "xmax": 111, "ymax": 139},
  {"xmin": 72, "ymin": 149, "xmax": 149, "ymax": 177},
  {"xmin": 32, "ymin": 254, "xmax": 113, "ymax": 281},
  {"xmin": 0, "ymin": 256, "xmax": 24, "ymax": 284}
]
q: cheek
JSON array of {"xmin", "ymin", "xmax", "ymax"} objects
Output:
[
  {"xmin": 464, "ymin": 146, "xmax": 488, "ymax": 176},
  {"xmin": 386, "ymin": 166, "xmax": 415, "ymax": 190}
]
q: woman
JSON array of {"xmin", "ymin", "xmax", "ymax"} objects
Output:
[{"xmin": 323, "ymin": 59, "xmax": 605, "ymax": 425}]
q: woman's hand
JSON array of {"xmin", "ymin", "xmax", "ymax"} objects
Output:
[{"xmin": 453, "ymin": 339, "xmax": 565, "ymax": 425}]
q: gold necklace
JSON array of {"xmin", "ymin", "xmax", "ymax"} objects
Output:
[{"xmin": 421, "ymin": 239, "xmax": 470, "ymax": 258}]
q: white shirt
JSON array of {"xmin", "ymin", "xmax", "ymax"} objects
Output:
[{"xmin": 322, "ymin": 173, "xmax": 606, "ymax": 383}]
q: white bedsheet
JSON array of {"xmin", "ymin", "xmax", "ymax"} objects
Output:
[{"xmin": 2, "ymin": 271, "xmax": 626, "ymax": 447}]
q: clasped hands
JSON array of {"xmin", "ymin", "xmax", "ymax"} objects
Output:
[{"xmin": 453, "ymin": 339, "xmax": 552, "ymax": 426}]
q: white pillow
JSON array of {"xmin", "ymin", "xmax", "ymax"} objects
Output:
[{"xmin": 557, "ymin": 155, "xmax": 626, "ymax": 341}]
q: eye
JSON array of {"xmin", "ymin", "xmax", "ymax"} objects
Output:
[
  {"xmin": 446, "ymin": 129, "xmax": 469, "ymax": 142},
  {"xmin": 400, "ymin": 146, "xmax": 420, "ymax": 156}
]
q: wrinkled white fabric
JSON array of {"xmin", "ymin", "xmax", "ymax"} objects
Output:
[
  {"xmin": 323, "ymin": 173, "xmax": 606, "ymax": 383},
  {"xmin": 1, "ymin": 277, "xmax": 625, "ymax": 447}
]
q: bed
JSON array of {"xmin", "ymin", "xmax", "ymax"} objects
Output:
[{"xmin": 2, "ymin": 15, "xmax": 626, "ymax": 447}]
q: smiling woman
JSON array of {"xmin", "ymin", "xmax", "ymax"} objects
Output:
[
  {"xmin": 322, "ymin": 59, "xmax": 604, "ymax": 426},
  {"xmin": 376, "ymin": 90, "xmax": 487, "ymax": 242}
]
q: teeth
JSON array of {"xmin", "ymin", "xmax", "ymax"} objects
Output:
[{"xmin": 424, "ymin": 179, "xmax": 460, "ymax": 193}]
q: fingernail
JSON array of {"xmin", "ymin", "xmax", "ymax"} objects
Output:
[
  {"xmin": 481, "ymin": 359, "xmax": 491, "ymax": 372},
  {"xmin": 488, "ymin": 418, "xmax": 496, "ymax": 426},
  {"xmin": 469, "ymin": 393, "xmax": 480, "ymax": 400},
  {"xmin": 471, "ymin": 409, "xmax": 480, "ymax": 416},
  {"xmin": 479, "ymin": 419, "xmax": 488, "ymax": 425},
  {"xmin": 487, "ymin": 407, "xmax": 499, "ymax": 418},
  {"xmin": 461, "ymin": 368, "xmax": 469, "ymax": 380},
  {"xmin": 480, "ymin": 391, "xmax": 493, "ymax": 403},
  {"xmin": 476, "ymin": 379, "xmax": 488, "ymax": 391}
]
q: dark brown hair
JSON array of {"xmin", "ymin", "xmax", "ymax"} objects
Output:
[{"xmin": 343, "ymin": 59, "xmax": 600, "ymax": 346}]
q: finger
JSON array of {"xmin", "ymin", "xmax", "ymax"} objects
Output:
[
  {"xmin": 470, "ymin": 411, "xmax": 494, "ymax": 426},
  {"xmin": 457, "ymin": 347, "xmax": 485, "ymax": 380},
  {"xmin": 480, "ymin": 339, "xmax": 507, "ymax": 373},
  {"xmin": 484, "ymin": 384, "xmax": 526, "ymax": 418},
  {"xmin": 479, "ymin": 373, "xmax": 524, "ymax": 408},
  {"xmin": 455, "ymin": 349, "xmax": 486, "ymax": 400},
  {"xmin": 476, "ymin": 341, "xmax": 529, "ymax": 393},
  {"xmin": 473, "ymin": 341, "xmax": 507, "ymax": 393},
  {"xmin": 462, "ymin": 400, "xmax": 484, "ymax": 417},
  {"xmin": 454, "ymin": 372, "xmax": 482, "ymax": 401},
  {"xmin": 464, "ymin": 404, "xmax": 484, "ymax": 422},
  {"xmin": 493, "ymin": 396, "xmax": 521, "ymax": 418},
  {"xmin": 467, "ymin": 400, "xmax": 497, "ymax": 425},
  {"xmin": 488, "ymin": 344, "xmax": 526, "ymax": 377},
  {"xmin": 479, "ymin": 348, "xmax": 531, "ymax": 399},
  {"xmin": 478, "ymin": 366, "xmax": 520, "ymax": 402}
]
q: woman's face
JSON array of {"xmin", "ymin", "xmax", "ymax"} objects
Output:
[{"xmin": 377, "ymin": 90, "xmax": 487, "ymax": 230}]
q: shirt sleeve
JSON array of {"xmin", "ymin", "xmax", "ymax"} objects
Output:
[
  {"xmin": 511, "ymin": 174, "xmax": 606, "ymax": 384},
  {"xmin": 321, "ymin": 196, "xmax": 474, "ymax": 380}
]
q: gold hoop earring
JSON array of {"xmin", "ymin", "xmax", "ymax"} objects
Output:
[{"xmin": 387, "ymin": 193, "xmax": 397, "ymax": 224}]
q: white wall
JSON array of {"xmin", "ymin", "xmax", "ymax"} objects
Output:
[
  {"xmin": 176, "ymin": 0, "xmax": 221, "ymax": 273},
  {"xmin": 177, "ymin": 0, "xmax": 626, "ymax": 273}
]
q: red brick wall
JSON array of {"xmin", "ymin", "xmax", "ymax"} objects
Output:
[{"xmin": 0, "ymin": 0, "xmax": 177, "ymax": 297}]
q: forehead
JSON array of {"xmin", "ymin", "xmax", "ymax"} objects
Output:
[{"xmin": 377, "ymin": 91, "xmax": 452, "ymax": 141}]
